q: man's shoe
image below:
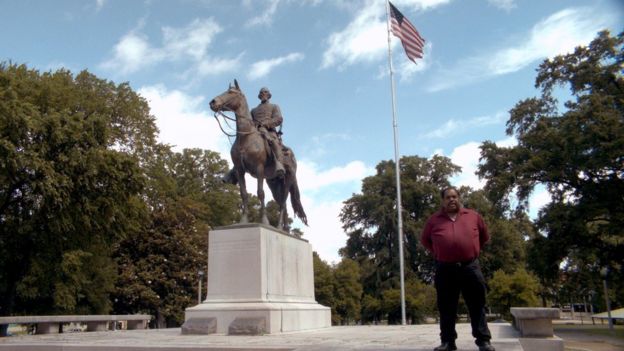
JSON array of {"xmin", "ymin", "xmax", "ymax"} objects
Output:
[
  {"xmin": 477, "ymin": 340, "xmax": 495, "ymax": 351},
  {"xmin": 433, "ymin": 342, "xmax": 457, "ymax": 351}
]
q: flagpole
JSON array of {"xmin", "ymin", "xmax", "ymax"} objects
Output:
[{"xmin": 385, "ymin": 0, "xmax": 407, "ymax": 326}]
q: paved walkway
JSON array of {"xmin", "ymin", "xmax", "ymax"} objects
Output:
[{"xmin": 0, "ymin": 323, "xmax": 523, "ymax": 351}]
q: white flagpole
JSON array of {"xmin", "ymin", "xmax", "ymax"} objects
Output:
[{"xmin": 385, "ymin": 0, "xmax": 407, "ymax": 326}]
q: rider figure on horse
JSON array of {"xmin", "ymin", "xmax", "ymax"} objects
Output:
[
  {"xmin": 252, "ymin": 87, "xmax": 286, "ymax": 177},
  {"xmin": 222, "ymin": 87, "xmax": 285, "ymax": 184}
]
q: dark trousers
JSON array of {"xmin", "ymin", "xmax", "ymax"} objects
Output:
[{"xmin": 434, "ymin": 259, "xmax": 492, "ymax": 344}]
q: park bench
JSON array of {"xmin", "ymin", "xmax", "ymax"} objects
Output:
[
  {"xmin": 510, "ymin": 307, "xmax": 563, "ymax": 351},
  {"xmin": 0, "ymin": 314, "xmax": 151, "ymax": 336}
]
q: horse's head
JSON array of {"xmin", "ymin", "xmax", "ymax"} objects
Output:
[{"xmin": 209, "ymin": 79, "xmax": 246, "ymax": 113}]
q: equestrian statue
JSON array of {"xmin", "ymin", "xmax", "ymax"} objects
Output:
[{"xmin": 209, "ymin": 80, "xmax": 307, "ymax": 232}]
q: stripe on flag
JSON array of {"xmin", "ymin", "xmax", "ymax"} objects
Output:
[{"xmin": 389, "ymin": 1, "xmax": 425, "ymax": 63}]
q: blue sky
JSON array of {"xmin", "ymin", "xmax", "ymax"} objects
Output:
[{"xmin": 1, "ymin": 0, "xmax": 622, "ymax": 263}]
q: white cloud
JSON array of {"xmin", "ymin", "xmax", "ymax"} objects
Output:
[
  {"xmin": 138, "ymin": 85, "xmax": 231, "ymax": 155},
  {"xmin": 321, "ymin": 2, "xmax": 388, "ymax": 70},
  {"xmin": 429, "ymin": 7, "xmax": 615, "ymax": 91},
  {"xmin": 294, "ymin": 160, "xmax": 375, "ymax": 263},
  {"xmin": 445, "ymin": 136, "xmax": 516, "ymax": 189},
  {"xmin": 297, "ymin": 160, "xmax": 374, "ymax": 193},
  {"xmin": 296, "ymin": 198, "xmax": 346, "ymax": 264},
  {"xmin": 247, "ymin": 0, "xmax": 281, "ymax": 27},
  {"xmin": 393, "ymin": 0, "xmax": 453, "ymax": 11},
  {"xmin": 196, "ymin": 54, "xmax": 243, "ymax": 77},
  {"xmin": 321, "ymin": 0, "xmax": 447, "ymax": 71},
  {"xmin": 161, "ymin": 18, "xmax": 222, "ymax": 61},
  {"xmin": 248, "ymin": 52, "xmax": 305, "ymax": 80},
  {"xmin": 101, "ymin": 32, "xmax": 159, "ymax": 74},
  {"xmin": 420, "ymin": 111, "xmax": 506, "ymax": 139},
  {"xmin": 443, "ymin": 137, "xmax": 550, "ymax": 218},
  {"xmin": 100, "ymin": 18, "xmax": 235, "ymax": 76},
  {"xmin": 422, "ymin": 119, "xmax": 459, "ymax": 139},
  {"xmin": 449, "ymin": 142, "xmax": 485, "ymax": 189},
  {"xmin": 487, "ymin": 0, "xmax": 516, "ymax": 12}
]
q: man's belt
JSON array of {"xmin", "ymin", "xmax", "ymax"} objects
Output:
[{"xmin": 436, "ymin": 258, "xmax": 477, "ymax": 267}]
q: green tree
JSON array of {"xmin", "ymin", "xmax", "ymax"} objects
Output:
[
  {"xmin": 487, "ymin": 269, "xmax": 541, "ymax": 319},
  {"xmin": 340, "ymin": 155, "xmax": 459, "ymax": 306},
  {"xmin": 312, "ymin": 252, "xmax": 337, "ymax": 323},
  {"xmin": 333, "ymin": 258, "xmax": 363, "ymax": 325},
  {"xmin": 380, "ymin": 278, "xmax": 435, "ymax": 324},
  {"xmin": 478, "ymin": 31, "xmax": 624, "ymax": 306},
  {"xmin": 112, "ymin": 147, "xmax": 239, "ymax": 327},
  {"xmin": 339, "ymin": 156, "xmax": 527, "ymax": 323},
  {"xmin": 361, "ymin": 294, "xmax": 382, "ymax": 324},
  {"xmin": 461, "ymin": 189, "xmax": 529, "ymax": 278},
  {"xmin": 0, "ymin": 64, "xmax": 151, "ymax": 317}
]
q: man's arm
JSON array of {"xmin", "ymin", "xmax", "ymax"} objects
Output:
[{"xmin": 264, "ymin": 104, "xmax": 283, "ymax": 129}]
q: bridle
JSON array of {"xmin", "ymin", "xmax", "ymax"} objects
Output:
[{"xmin": 212, "ymin": 91, "xmax": 256, "ymax": 138}]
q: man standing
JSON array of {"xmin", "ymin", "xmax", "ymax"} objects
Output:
[
  {"xmin": 251, "ymin": 87, "xmax": 285, "ymax": 177},
  {"xmin": 421, "ymin": 187, "xmax": 495, "ymax": 351}
]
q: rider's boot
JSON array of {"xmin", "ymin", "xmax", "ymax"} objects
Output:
[
  {"xmin": 270, "ymin": 142, "xmax": 286, "ymax": 178},
  {"xmin": 275, "ymin": 160, "xmax": 285, "ymax": 178}
]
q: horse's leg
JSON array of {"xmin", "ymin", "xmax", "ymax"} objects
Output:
[
  {"xmin": 280, "ymin": 206, "xmax": 290, "ymax": 232},
  {"xmin": 238, "ymin": 170, "xmax": 249, "ymax": 224},
  {"xmin": 277, "ymin": 205, "xmax": 283, "ymax": 229},
  {"xmin": 257, "ymin": 175, "xmax": 269, "ymax": 225}
]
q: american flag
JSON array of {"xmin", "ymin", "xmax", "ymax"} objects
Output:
[{"xmin": 389, "ymin": 1, "xmax": 425, "ymax": 63}]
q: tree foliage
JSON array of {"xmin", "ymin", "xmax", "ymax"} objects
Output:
[
  {"xmin": 313, "ymin": 252, "xmax": 337, "ymax": 321},
  {"xmin": 0, "ymin": 63, "xmax": 243, "ymax": 326},
  {"xmin": 338, "ymin": 156, "xmax": 527, "ymax": 323},
  {"xmin": 112, "ymin": 147, "xmax": 239, "ymax": 327},
  {"xmin": 333, "ymin": 258, "xmax": 362, "ymax": 324},
  {"xmin": 487, "ymin": 269, "xmax": 540, "ymax": 319},
  {"xmin": 340, "ymin": 155, "xmax": 459, "ymax": 294},
  {"xmin": 0, "ymin": 63, "xmax": 151, "ymax": 316},
  {"xmin": 312, "ymin": 254, "xmax": 364, "ymax": 325},
  {"xmin": 477, "ymin": 31, "xmax": 624, "ymax": 306}
]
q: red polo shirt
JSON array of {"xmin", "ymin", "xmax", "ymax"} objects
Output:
[{"xmin": 421, "ymin": 207, "xmax": 489, "ymax": 263}]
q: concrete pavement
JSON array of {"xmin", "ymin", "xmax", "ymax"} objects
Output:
[{"xmin": 0, "ymin": 323, "xmax": 524, "ymax": 351}]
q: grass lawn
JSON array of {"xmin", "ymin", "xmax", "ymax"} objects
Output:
[
  {"xmin": 554, "ymin": 323, "xmax": 624, "ymax": 339},
  {"xmin": 554, "ymin": 324, "xmax": 624, "ymax": 351}
]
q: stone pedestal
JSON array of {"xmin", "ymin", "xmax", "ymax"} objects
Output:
[
  {"xmin": 511, "ymin": 307, "xmax": 563, "ymax": 351},
  {"xmin": 183, "ymin": 224, "xmax": 331, "ymax": 334}
]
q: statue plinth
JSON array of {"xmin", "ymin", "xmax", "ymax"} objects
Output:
[{"xmin": 183, "ymin": 224, "xmax": 331, "ymax": 334}]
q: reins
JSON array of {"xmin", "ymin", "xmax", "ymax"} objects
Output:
[
  {"xmin": 214, "ymin": 111, "xmax": 237, "ymax": 137},
  {"xmin": 213, "ymin": 110, "xmax": 257, "ymax": 138}
]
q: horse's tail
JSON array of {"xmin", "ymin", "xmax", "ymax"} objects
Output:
[{"xmin": 290, "ymin": 180, "xmax": 308, "ymax": 226}]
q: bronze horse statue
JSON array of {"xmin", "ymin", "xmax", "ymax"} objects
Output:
[{"xmin": 209, "ymin": 80, "xmax": 307, "ymax": 231}]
